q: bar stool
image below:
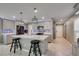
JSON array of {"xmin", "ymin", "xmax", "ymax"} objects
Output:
[
  {"xmin": 28, "ymin": 40, "xmax": 42, "ymax": 56},
  {"xmin": 10, "ymin": 38, "xmax": 22, "ymax": 53}
]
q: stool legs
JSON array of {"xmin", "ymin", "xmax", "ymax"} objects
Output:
[
  {"xmin": 10, "ymin": 41, "xmax": 14, "ymax": 52},
  {"xmin": 37, "ymin": 44, "xmax": 41, "ymax": 56},
  {"xmin": 10, "ymin": 39, "xmax": 22, "ymax": 54},
  {"xmin": 33, "ymin": 44, "xmax": 37, "ymax": 56},
  {"xmin": 14, "ymin": 40, "xmax": 17, "ymax": 53},
  {"xmin": 14, "ymin": 44, "xmax": 16, "ymax": 53},
  {"xmin": 28, "ymin": 44, "xmax": 32, "ymax": 56},
  {"xmin": 28, "ymin": 43, "xmax": 42, "ymax": 56},
  {"xmin": 18, "ymin": 40, "xmax": 22, "ymax": 50}
]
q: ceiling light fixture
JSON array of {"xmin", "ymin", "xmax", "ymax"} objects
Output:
[
  {"xmin": 75, "ymin": 10, "xmax": 79, "ymax": 15},
  {"xmin": 20, "ymin": 11, "xmax": 23, "ymax": 20},
  {"xmin": 34, "ymin": 8, "xmax": 38, "ymax": 13},
  {"xmin": 32, "ymin": 8, "xmax": 38, "ymax": 23},
  {"xmin": 32, "ymin": 16, "xmax": 38, "ymax": 20}
]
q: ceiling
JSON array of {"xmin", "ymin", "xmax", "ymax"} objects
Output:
[{"xmin": 0, "ymin": 3, "xmax": 75, "ymax": 22}]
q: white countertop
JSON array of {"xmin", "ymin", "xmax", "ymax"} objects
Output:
[
  {"xmin": 12, "ymin": 34, "xmax": 49, "ymax": 54},
  {"xmin": 12, "ymin": 34, "xmax": 49, "ymax": 41},
  {"xmin": 2, "ymin": 33, "xmax": 15, "ymax": 35}
]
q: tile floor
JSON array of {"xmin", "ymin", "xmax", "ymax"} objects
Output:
[
  {"xmin": 0, "ymin": 37, "xmax": 72, "ymax": 56},
  {"xmin": 48, "ymin": 37, "xmax": 72, "ymax": 56}
]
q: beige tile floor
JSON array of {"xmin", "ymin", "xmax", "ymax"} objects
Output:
[
  {"xmin": 0, "ymin": 37, "xmax": 72, "ymax": 56},
  {"xmin": 48, "ymin": 37, "xmax": 72, "ymax": 56}
]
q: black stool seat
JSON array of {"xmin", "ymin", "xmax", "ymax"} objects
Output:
[
  {"xmin": 28, "ymin": 40, "xmax": 42, "ymax": 56},
  {"xmin": 14, "ymin": 38, "xmax": 20, "ymax": 40},
  {"xmin": 31, "ymin": 40, "xmax": 40, "ymax": 44},
  {"xmin": 10, "ymin": 38, "xmax": 22, "ymax": 53}
]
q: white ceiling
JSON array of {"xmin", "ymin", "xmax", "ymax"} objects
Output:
[{"xmin": 0, "ymin": 3, "xmax": 75, "ymax": 22}]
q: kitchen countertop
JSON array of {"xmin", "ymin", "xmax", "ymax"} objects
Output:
[
  {"xmin": 12, "ymin": 34, "xmax": 49, "ymax": 41},
  {"xmin": 11, "ymin": 34, "xmax": 49, "ymax": 55}
]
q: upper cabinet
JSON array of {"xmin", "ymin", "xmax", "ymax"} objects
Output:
[{"xmin": 3, "ymin": 19, "xmax": 16, "ymax": 34}]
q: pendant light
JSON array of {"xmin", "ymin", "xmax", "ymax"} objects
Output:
[{"xmin": 32, "ymin": 8, "xmax": 38, "ymax": 23}]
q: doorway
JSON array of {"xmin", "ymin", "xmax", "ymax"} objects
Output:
[{"xmin": 56, "ymin": 24, "xmax": 63, "ymax": 38}]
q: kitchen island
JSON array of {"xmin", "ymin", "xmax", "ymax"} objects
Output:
[{"xmin": 12, "ymin": 34, "xmax": 50, "ymax": 55}]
